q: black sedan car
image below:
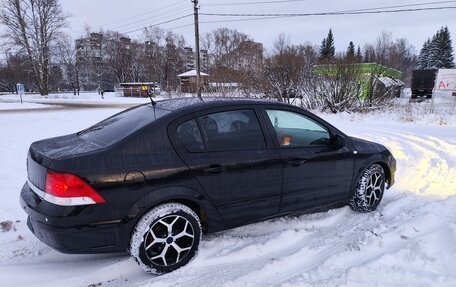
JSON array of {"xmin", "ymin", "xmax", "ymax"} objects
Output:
[{"xmin": 20, "ymin": 97, "xmax": 396, "ymax": 274}]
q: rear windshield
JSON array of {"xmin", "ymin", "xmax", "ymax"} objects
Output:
[{"xmin": 79, "ymin": 105, "xmax": 169, "ymax": 146}]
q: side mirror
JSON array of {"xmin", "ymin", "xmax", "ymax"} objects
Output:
[{"xmin": 332, "ymin": 134, "xmax": 344, "ymax": 147}]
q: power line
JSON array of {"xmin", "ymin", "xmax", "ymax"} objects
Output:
[
  {"xmin": 201, "ymin": 16, "xmax": 285, "ymax": 24},
  {"xmin": 128, "ymin": 1, "xmax": 456, "ymax": 32},
  {"xmin": 113, "ymin": 6, "xmax": 192, "ymax": 33},
  {"xmin": 107, "ymin": 2, "xmax": 456, "ymax": 39},
  {"xmin": 121, "ymin": 14, "xmax": 193, "ymax": 35},
  {"xmin": 101, "ymin": 1, "xmax": 187, "ymax": 28},
  {"xmin": 204, "ymin": 0, "xmax": 456, "ymax": 8},
  {"xmin": 167, "ymin": 23, "xmax": 195, "ymax": 30},
  {"xmin": 323, "ymin": 0, "xmax": 456, "ymax": 13},
  {"xmin": 204, "ymin": 0, "xmax": 309, "ymax": 6},
  {"xmin": 73, "ymin": 0, "xmax": 456, "ymax": 39},
  {"xmin": 73, "ymin": 1, "xmax": 189, "ymax": 36},
  {"xmin": 200, "ymin": 6, "xmax": 456, "ymax": 17}
]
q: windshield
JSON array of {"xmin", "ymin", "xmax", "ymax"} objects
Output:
[{"xmin": 79, "ymin": 105, "xmax": 169, "ymax": 146}]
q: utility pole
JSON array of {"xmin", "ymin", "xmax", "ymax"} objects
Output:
[{"xmin": 192, "ymin": 0, "xmax": 202, "ymax": 98}]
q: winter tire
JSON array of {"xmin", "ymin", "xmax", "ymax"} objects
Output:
[
  {"xmin": 349, "ymin": 164, "xmax": 385, "ymax": 212},
  {"xmin": 129, "ymin": 203, "xmax": 202, "ymax": 274}
]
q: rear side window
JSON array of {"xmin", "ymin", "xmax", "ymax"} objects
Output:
[
  {"xmin": 197, "ymin": 110, "xmax": 265, "ymax": 151},
  {"xmin": 177, "ymin": 119, "xmax": 205, "ymax": 152},
  {"xmin": 79, "ymin": 105, "xmax": 169, "ymax": 146}
]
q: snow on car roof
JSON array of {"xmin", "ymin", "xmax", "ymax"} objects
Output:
[{"xmin": 155, "ymin": 97, "xmax": 281, "ymax": 112}]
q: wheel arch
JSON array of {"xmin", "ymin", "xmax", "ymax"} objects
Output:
[
  {"xmin": 125, "ymin": 186, "xmax": 223, "ymax": 234},
  {"xmin": 160, "ymin": 198, "xmax": 209, "ymax": 233},
  {"xmin": 374, "ymin": 161, "xmax": 392, "ymax": 188},
  {"xmin": 351, "ymin": 157, "xmax": 391, "ymax": 193}
]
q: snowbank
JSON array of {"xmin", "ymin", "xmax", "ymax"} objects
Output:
[{"xmin": 0, "ymin": 102, "xmax": 52, "ymax": 111}]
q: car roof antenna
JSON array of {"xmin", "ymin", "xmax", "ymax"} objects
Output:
[
  {"xmin": 147, "ymin": 89, "xmax": 156, "ymax": 107},
  {"xmin": 147, "ymin": 89, "xmax": 157, "ymax": 120}
]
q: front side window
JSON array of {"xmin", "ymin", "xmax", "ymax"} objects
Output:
[
  {"xmin": 198, "ymin": 110, "xmax": 265, "ymax": 150},
  {"xmin": 177, "ymin": 119, "xmax": 205, "ymax": 152},
  {"xmin": 266, "ymin": 110, "xmax": 330, "ymax": 147}
]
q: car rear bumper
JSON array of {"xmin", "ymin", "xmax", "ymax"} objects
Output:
[
  {"xmin": 20, "ymin": 182, "xmax": 131, "ymax": 254},
  {"xmin": 25, "ymin": 214, "xmax": 124, "ymax": 254}
]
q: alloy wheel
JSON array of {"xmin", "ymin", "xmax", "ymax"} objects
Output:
[
  {"xmin": 143, "ymin": 215, "xmax": 195, "ymax": 266},
  {"xmin": 365, "ymin": 172, "xmax": 383, "ymax": 206}
]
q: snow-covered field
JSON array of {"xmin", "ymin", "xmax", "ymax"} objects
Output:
[
  {"xmin": 0, "ymin": 99, "xmax": 455, "ymax": 287},
  {"xmin": 0, "ymin": 91, "xmax": 181, "ymax": 107},
  {"xmin": 0, "ymin": 92, "xmax": 150, "ymax": 105},
  {"xmin": 0, "ymin": 102, "xmax": 53, "ymax": 111}
]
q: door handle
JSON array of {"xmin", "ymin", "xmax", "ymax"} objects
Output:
[
  {"xmin": 203, "ymin": 165, "xmax": 225, "ymax": 174},
  {"xmin": 287, "ymin": 159, "xmax": 306, "ymax": 166}
]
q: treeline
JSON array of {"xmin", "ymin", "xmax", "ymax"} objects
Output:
[
  {"xmin": 0, "ymin": 0, "xmax": 455, "ymax": 112},
  {"xmin": 417, "ymin": 26, "xmax": 455, "ymax": 69}
]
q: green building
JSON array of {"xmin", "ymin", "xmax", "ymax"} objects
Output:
[{"xmin": 314, "ymin": 63, "xmax": 404, "ymax": 99}]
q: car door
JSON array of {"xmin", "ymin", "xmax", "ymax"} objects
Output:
[
  {"xmin": 169, "ymin": 106, "xmax": 282, "ymax": 227},
  {"xmin": 262, "ymin": 107, "xmax": 354, "ymax": 214}
]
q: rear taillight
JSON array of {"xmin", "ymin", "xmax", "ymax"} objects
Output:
[{"xmin": 45, "ymin": 171, "xmax": 105, "ymax": 205}]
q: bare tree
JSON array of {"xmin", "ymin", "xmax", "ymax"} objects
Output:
[
  {"xmin": 162, "ymin": 32, "xmax": 186, "ymax": 92},
  {"xmin": 385, "ymin": 38, "xmax": 416, "ymax": 85},
  {"xmin": 130, "ymin": 41, "xmax": 146, "ymax": 82},
  {"xmin": 203, "ymin": 28, "xmax": 252, "ymax": 85},
  {"xmin": 143, "ymin": 27, "xmax": 186, "ymax": 92},
  {"xmin": 143, "ymin": 27, "xmax": 166, "ymax": 85},
  {"xmin": 363, "ymin": 44, "xmax": 376, "ymax": 63},
  {"xmin": 0, "ymin": 51, "xmax": 34, "ymax": 92},
  {"xmin": 305, "ymin": 57, "xmax": 362, "ymax": 113},
  {"xmin": 103, "ymin": 31, "xmax": 133, "ymax": 84},
  {"xmin": 374, "ymin": 31, "xmax": 393, "ymax": 65},
  {"xmin": 1, "ymin": 0, "xmax": 67, "ymax": 95},
  {"xmin": 56, "ymin": 36, "xmax": 80, "ymax": 95},
  {"xmin": 264, "ymin": 34, "xmax": 309, "ymax": 103}
]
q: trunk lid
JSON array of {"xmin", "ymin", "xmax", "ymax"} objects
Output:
[
  {"xmin": 28, "ymin": 134, "xmax": 103, "ymax": 189},
  {"xmin": 29, "ymin": 134, "xmax": 103, "ymax": 165}
]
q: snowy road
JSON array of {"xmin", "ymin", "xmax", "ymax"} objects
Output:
[{"xmin": 0, "ymin": 107, "xmax": 455, "ymax": 287}]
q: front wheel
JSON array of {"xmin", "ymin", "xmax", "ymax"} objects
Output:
[
  {"xmin": 349, "ymin": 164, "xmax": 385, "ymax": 212},
  {"xmin": 130, "ymin": 203, "xmax": 202, "ymax": 274}
]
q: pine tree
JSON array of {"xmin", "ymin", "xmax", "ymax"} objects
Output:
[
  {"xmin": 363, "ymin": 50, "xmax": 369, "ymax": 63},
  {"xmin": 434, "ymin": 26, "xmax": 455, "ymax": 68},
  {"xmin": 356, "ymin": 45, "xmax": 362, "ymax": 62},
  {"xmin": 319, "ymin": 38, "xmax": 327, "ymax": 60},
  {"xmin": 319, "ymin": 29, "xmax": 335, "ymax": 60},
  {"xmin": 429, "ymin": 30, "xmax": 442, "ymax": 68},
  {"xmin": 326, "ymin": 29, "xmax": 335, "ymax": 58},
  {"xmin": 418, "ymin": 26, "xmax": 455, "ymax": 69},
  {"xmin": 417, "ymin": 38, "xmax": 431, "ymax": 69},
  {"xmin": 346, "ymin": 41, "xmax": 355, "ymax": 58}
]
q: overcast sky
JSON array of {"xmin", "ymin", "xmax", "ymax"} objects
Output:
[{"xmin": 61, "ymin": 0, "xmax": 456, "ymax": 53}]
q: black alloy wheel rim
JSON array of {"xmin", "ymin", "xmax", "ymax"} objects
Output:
[
  {"xmin": 365, "ymin": 172, "xmax": 383, "ymax": 206},
  {"xmin": 143, "ymin": 215, "xmax": 195, "ymax": 266}
]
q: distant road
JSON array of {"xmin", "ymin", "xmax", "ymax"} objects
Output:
[{"xmin": 0, "ymin": 98, "xmax": 139, "ymax": 113}]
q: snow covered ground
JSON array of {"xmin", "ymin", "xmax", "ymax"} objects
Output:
[
  {"xmin": 0, "ymin": 92, "xmax": 172, "ymax": 106},
  {"xmin": 0, "ymin": 100, "xmax": 455, "ymax": 287},
  {"xmin": 0, "ymin": 102, "xmax": 53, "ymax": 111}
]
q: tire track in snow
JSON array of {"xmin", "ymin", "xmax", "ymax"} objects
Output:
[
  {"xmin": 142, "ymin": 196, "xmax": 419, "ymax": 287},
  {"xmin": 282, "ymin": 200, "xmax": 456, "ymax": 286},
  {"xmin": 215, "ymin": 195, "xmax": 434, "ymax": 287},
  {"xmin": 352, "ymin": 127, "xmax": 456, "ymax": 197},
  {"xmin": 141, "ymin": 210, "xmax": 373, "ymax": 287}
]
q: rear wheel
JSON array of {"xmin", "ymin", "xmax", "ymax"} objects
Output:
[
  {"xmin": 130, "ymin": 203, "xmax": 202, "ymax": 274},
  {"xmin": 349, "ymin": 164, "xmax": 385, "ymax": 212}
]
